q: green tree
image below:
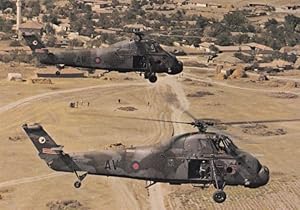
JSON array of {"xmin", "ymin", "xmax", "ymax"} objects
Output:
[
  {"xmin": 43, "ymin": 13, "xmax": 60, "ymax": 25},
  {"xmin": 0, "ymin": 0, "xmax": 14, "ymax": 11},
  {"xmin": 216, "ymin": 32, "xmax": 232, "ymax": 46},
  {"xmin": 284, "ymin": 15, "xmax": 300, "ymax": 32},
  {"xmin": 45, "ymin": 23, "xmax": 55, "ymax": 35},
  {"xmin": 46, "ymin": 35, "xmax": 57, "ymax": 47},
  {"xmin": 43, "ymin": 0, "xmax": 55, "ymax": 11},
  {"xmin": 195, "ymin": 15, "xmax": 209, "ymax": 29},
  {"xmin": 0, "ymin": 17, "xmax": 14, "ymax": 33},
  {"xmin": 222, "ymin": 11, "xmax": 255, "ymax": 32},
  {"xmin": 69, "ymin": 39, "xmax": 84, "ymax": 47},
  {"xmin": 234, "ymin": 34, "xmax": 250, "ymax": 44},
  {"xmin": 24, "ymin": 1, "xmax": 41, "ymax": 18}
]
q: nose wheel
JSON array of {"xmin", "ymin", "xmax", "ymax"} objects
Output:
[
  {"xmin": 74, "ymin": 181, "xmax": 82, "ymax": 188},
  {"xmin": 213, "ymin": 190, "xmax": 227, "ymax": 203},
  {"xmin": 149, "ymin": 74, "xmax": 157, "ymax": 83},
  {"xmin": 144, "ymin": 72, "xmax": 157, "ymax": 83},
  {"xmin": 73, "ymin": 171, "xmax": 87, "ymax": 189}
]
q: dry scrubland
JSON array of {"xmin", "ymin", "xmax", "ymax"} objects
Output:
[{"xmin": 0, "ymin": 61, "xmax": 299, "ymax": 210}]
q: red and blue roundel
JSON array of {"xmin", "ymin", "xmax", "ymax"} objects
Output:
[
  {"xmin": 132, "ymin": 161, "xmax": 140, "ymax": 171},
  {"xmin": 95, "ymin": 57, "xmax": 101, "ymax": 64}
]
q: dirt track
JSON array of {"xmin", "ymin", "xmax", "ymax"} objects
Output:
[{"xmin": 0, "ymin": 82, "xmax": 145, "ymax": 114}]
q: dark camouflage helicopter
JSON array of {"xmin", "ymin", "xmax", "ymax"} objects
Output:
[
  {"xmin": 22, "ymin": 32, "xmax": 183, "ymax": 83},
  {"xmin": 22, "ymin": 116, "xmax": 274, "ymax": 203}
]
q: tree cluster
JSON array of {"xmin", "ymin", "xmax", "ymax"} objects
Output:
[
  {"xmin": 0, "ymin": 17, "xmax": 14, "ymax": 33},
  {"xmin": 23, "ymin": 1, "xmax": 41, "ymax": 18},
  {"xmin": 68, "ymin": 3, "xmax": 95, "ymax": 37},
  {"xmin": 251, "ymin": 15, "xmax": 300, "ymax": 50},
  {"xmin": 0, "ymin": 0, "xmax": 15, "ymax": 11},
  {"xmin": 0, "ymin": 50, "xmax": 34, "ymax": 63}
]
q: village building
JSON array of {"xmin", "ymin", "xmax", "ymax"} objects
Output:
[
  {"xmin": 279, "ymin": 45, "xmax": 300, "ymax": 56},
  {"xmin": 215, "ymin": 45, "xmax": 252, "ymax": 53},
  {"xmin": 257, "ymin": 59, "xmax": 294, "ymax": 71},
  {"xmin": 246, "ymin": 42, "xmax": 273, "ymax": 54},
  {"xmin": 17, "ymin": 21, "xmax": 43, "ymax": 35}
]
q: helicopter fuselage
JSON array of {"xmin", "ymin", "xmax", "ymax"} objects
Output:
[
  {"xmin": 23, "ymin": 33, "xmax": 183, "ymax": 83},
  {"xmin": 23, "ymin": 124, "xmax": 269, "ymax": 190}
]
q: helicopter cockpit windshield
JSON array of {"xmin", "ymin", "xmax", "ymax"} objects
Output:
[
  {"xmin": 212, "ymin": 135, "xmax": 238, "ymax": 154},
  {"xmin": 144, "ymin": 41, "xmax": 163, "ymax": 53}
]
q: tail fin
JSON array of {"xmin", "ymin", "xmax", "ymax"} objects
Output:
[
  {"xmin": 22, "ymin": 33, "xmax": 46, "ymax": 51},
  {"xmin": 22, "ymin": 124, "xmax": 80, "ymax": 173},
  {"xmin": 22, "ymin": 123, "xmax": 63, "ymax": 155}
]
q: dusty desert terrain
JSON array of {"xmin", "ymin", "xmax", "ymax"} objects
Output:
[{"xmin": 0, "ymin": 62, "xmax": 300, "ymax": 210}]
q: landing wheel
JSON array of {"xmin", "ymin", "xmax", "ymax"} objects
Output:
[
  {"xmin": 149, "ymin": 74, "xmax": 157, "ymax": 83},
  {"xmin": 55, "ymin": 71, "xmax": 61, "ymax": 76},
  {"xmin": 213, "ymin": 190, "xmax": 226, "ymax": 203},
  {"xmin": 74, "ymin": 181, "xmax": 81, "ymax": 188}
]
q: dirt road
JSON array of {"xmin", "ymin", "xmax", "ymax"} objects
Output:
[
  {"xmin": 184, "ymin": 73, "xmax": 300, "ymax": 95},
  {"xmin": 0, "ymin": 82, "xmax": 145, "ymax": 114},
  {"xmin": 0, "ymin": 173, "xmax": 65, "ymax": 189},
  {"xmin": 148, "ymin": 77, "xmax": 193, "ymax": 210}
]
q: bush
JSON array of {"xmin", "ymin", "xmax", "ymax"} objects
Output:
[
  {"xmin": 215, "ymin": 32, "xmax": 232, "ymax": 46},
  {"xmin": 233, "ymin": 34, "xmax": 250, "ymax": 44},
  {"xmin": 222, "ymin": 11, "xmax": 255, "ymax": 32},
  {"xmin": 0, "ymin": 17, "xmax": 14, "ymax": 33},
  {"xmin": 207, "ymin": 22, "xmax": 229, "ymax": 37},
  {"xmin": 284, "ymin": 15, "xmax": 300, "ymax": 32},
  {"xmin": 46, "ymin": 35, "xmax": 57, "ymax": 47},
  {"xmin": 69, "ymin": 39, "xmax": 84, "ymax": 47},
  {"xmin": 0, "ymin": 0, "xmax": 15, "ymax": 11},
  {"xmin": 0, "ymin": 50, "xmax": 34, "ymax": 63},
  {"xmin": 87, "ymin": 39, "xmax": 102, "ymax": 48},
  {"xmin": 23, "ymin": 1, "xmax": 41, "ymax": 18}
]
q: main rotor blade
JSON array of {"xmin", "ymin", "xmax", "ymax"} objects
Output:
[
  {"xmin": 113, "ymin": 115, "xmax": 193, "ymax": 125},
  {"xmin": 183, "ymin": 110, "xmax": 198, "ymax": 121},
  {"xmin": 219, "ymin": 118, "xmax": 300, "ymax": 126}
]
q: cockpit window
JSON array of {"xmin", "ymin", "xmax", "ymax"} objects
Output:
[
  {"xmin": 150, "ymin": 43, "xmax": 156, "ymax": 52},
  {"xmin": 144, "ymin": 41, "xmax": 163, "ymax": 53},
  {"xmin": 154, "ymin": 42, "xmax": 163, "ymax": 51},
  {"xmin": 212, "ymin": 135, "xmax": 238, "ymax": 154}
]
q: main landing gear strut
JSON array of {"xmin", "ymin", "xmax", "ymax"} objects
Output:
[
  {"xmin": 73, "ymin": 171, "xmax": 88, "ymax": 188},
  {"xmin": 211, "ymin": 160, "xmax": 227, "ymax": 203}
]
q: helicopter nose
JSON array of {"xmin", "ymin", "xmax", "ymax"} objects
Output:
[
  {"xmin": 245, "ymin": 165, "xmax": 270, "ymax": 188},
  {"xmin": 258, "ymin": 166, "xmax": 270, "ymax": 186},
  {"xmin": 170, "ymin": 60, "xmax": 183, "ymax": 74}
]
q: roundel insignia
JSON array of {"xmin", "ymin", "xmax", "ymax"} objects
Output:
[
  {"xmin": 32, "ymin": 40, "xmax": 38, "ymax": 46},
  {"xmin": 38, "ymin": 136, "xmax": 46, "ymax": 144},
  {"xmin": 132, "ymin": 161, "xmax": 140, "ymax": 171},
  {"xmin": 95, "ymin": 57, "xmax": 101, "ymax": 64}
]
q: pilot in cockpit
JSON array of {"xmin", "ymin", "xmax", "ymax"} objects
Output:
[{"xmin": 212, "ymin": 137, "xmax": 225, "ymax": 153}]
